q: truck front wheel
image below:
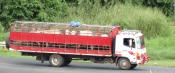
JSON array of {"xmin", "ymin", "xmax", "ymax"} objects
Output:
[
  {"xmin": 49, "ymin": 54, "xmax": 64, "ymax": 67},
  {"xmin": 130, "ymin": 64, "xmax": 137, "ymax": 69},
  {"xmin": 117, "ymin": 58, "xmax": 131, "ymax": 70}
]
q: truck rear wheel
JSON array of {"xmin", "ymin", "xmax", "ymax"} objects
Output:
[
  {"xmin": 49, "ymin": 54, "xmax": 64, "ymax": 67},
  {"xmin": 117, "ymin": 58, "xmax": 131, "ymax": 70},
  {"xmin": 63, "ymin": 58, "xmax": 72, "ymax": 66}
]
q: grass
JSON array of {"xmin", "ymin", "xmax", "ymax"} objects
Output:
[
  {"xmin": 144, "ymin": 31, "xmax": 175, "ymax": 66},
  {"xmin": 61, "ymin": 4, "xmax": 171, "ymax": 38},
  {"xmin": 146, "ymin": 34, "xmax": 175, "ymax": 60},
  {"xmin": 145, "ymin": 60, "xmax": 175, "ymax": 67},
  {"xmin": 0, "ymin": 47, "xmax": 22, "ymax": 58},
  {"xmin": 0, "ymin": 47, "xmax": 33, "ymax": 58},
  {"xmin": 0, "ymin": 32, "xmax": 8, "ymax": 41}
]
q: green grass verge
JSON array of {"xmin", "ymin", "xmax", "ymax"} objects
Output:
[
  {"xmin": 145, "ymin": 60, "xmax": 175, "ymax": 67},
  {"xmin": 0, "ymin": 48, "xmax": 22, "ymax": 58},
  {"xmin": 0, "ymin": 47, "xmax": 33, "ymax": 58},
  {"xmin": 146, "ymin": 35, "xmax": 175, "ymax": 60}
]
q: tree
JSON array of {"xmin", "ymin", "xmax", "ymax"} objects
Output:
[
  {"xmin": 0, "ymin": 0, "xmax": 68, "ymax": 31},
  {"xmin": 37, "ymin": 0, "xmax": 68, "ymax": 21}
]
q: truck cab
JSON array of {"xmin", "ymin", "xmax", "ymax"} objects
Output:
[{"xmin": 114, "ymin": 30, "xmax": 149, "ymax": 69}]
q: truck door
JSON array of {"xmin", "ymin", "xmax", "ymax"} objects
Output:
[
  {"xmin": 114, "ymin": 37, "xmax": 136, "ymax": 56},
  {"xmin": 123, "ymin": 38, "xmax": 136, "ymax": 50}
]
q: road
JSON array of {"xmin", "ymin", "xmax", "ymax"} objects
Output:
[{"xmin": 0, "ymin": 56, "xmax": 174, "ymax": 73}]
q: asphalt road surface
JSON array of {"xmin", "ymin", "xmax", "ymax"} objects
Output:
[{"xmin": 0, "ymin": 56, "xmax": 174, "ymax": 73}]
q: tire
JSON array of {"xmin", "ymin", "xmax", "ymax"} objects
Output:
[
  {"xmin": 5, "ymin": 38, "xmax": 10, "ymax": 50},
  {"xmin": 117, "ymin": 58, "xmax": 131, "ymax": 70},
  {"xmin": 63, "ymin": 58, "xmax": 72, "ymax": 66},
  {"xmin": 130, "ymin": 64, "xmax": 137, "ymax": 69},
  {"xmin": 49, "ymin": 54, "xmax": 65, "ymax": 67}
]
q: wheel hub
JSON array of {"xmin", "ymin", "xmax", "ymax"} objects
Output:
[
  {"xmin": 122, "ymin": 61, "xmax": 128, "ymax": 67},
  {"xmin": 52, "ymin": 57, "xmax": 60, "ymax": 65}
]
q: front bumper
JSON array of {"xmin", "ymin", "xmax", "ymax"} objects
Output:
[{"xmin": 141, "ymin": 53, "xmax": 149, "ymax": 64}]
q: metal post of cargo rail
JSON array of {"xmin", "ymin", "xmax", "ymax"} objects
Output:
[{"xmin": 41, "ymin": 22, "xmax": 45, "ymax": 63}]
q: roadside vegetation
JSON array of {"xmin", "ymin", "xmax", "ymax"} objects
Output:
[
  {"xmin": 146, "ymin": 34, "xmax": 175, "ymax": 60},
  {"xmin": 0, "ymin": 47, "xmax": 21, "ymax": 57},
  {"xmin": 145, "ymin": 60, "xmax": 175, "ymax": 67},
  {"xmin": 0, "ymin": 0, "xmax": 174, "ymax": 67},
  {"xmin": 0, "ymin": 33, "xmax": 8, "ymax": 41},
  {"xmin": 0, "ymin": 24, "xmax": 8, "ymax": 41},
  {"xmin": 0, "ymin": 47, "xmax": 34, "ymax": 59}
]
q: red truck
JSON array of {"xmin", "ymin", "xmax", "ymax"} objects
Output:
[{"xmin": 6, "ymin": 21, "xmax": 149, "ymax": 70}]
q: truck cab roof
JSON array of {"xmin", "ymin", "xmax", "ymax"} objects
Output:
[{"xmin": 119, "ymin": 30, "xmax": 143, "ymax": 38}]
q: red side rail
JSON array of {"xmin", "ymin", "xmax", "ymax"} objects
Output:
[{"xmin": 10, "ymin": 32, "xmax": 112, "ymax": 56}]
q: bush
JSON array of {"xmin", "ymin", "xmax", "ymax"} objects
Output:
[
  {"xmin": 0, "ymin": 23, "xmax": 8, "ymax": 41},
  {"xmin": 0, "ymin": 0, "xmax": 69, "ymax": 31},
  {"xmin": 110, "ymin": 5, "xmax": 171, "ymax": 38},
  {"xmin": 0, "ymin": 23, "xmax": 3, "ymax": 33},
  {"xmin": 0, "ymin": 22, "xmax": 9, "ymax": 41}
]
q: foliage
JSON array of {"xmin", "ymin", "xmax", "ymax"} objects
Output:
[
  {"xmin": 65, "ymin": 4, "xmax": 171, "ymax": 38},
  {"xmin": 0, "ymin": 23, "xmax": 7, "ymax": 41},
  {"xmin": 142, "ymin": 0, "xmax": 174, "ymax": 16},
  {"xmin": 0, "ymin": 32, "xmax": 8, "ymax": 41},
  {"xmin": 0, "ymin": 0, "xmax": 39, "ymax": 30},
  {"xmin": 0, "ymin": 0, "xmax": 68, "ymax": 31},
  {"xmin": 65, "ymin": 0, "xmax": 174, "ymax": 16},
  {"xmin": 65, "ymin": 0, "xmax": 173, "ymax": 38},
  {"xmin": 0, "ymin": 0, "xmax": 174, "ymax": 37},
  {"xmin": 110, "ymin": 5, "xmax": 171, "ymax": 38},
  {"xmin": 146, "ymin": 35, "xmax": 175, "ymax": 60},
  {"xmin": 37, "ymin": 0, "xmax": 68, "ymax": 21},
  {"xmin": 0, "ymin": 22, "xmax": 3, "ymax": 33}
]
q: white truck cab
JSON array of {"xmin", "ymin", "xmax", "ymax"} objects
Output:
[{"xmin": 115, "ymin": 30, "xmax": 149, "ymax": 69}]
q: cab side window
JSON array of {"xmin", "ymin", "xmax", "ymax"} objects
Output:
[{"xmin": 123, "ymin": 38, "xmax": 135, "ymax": 48}]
